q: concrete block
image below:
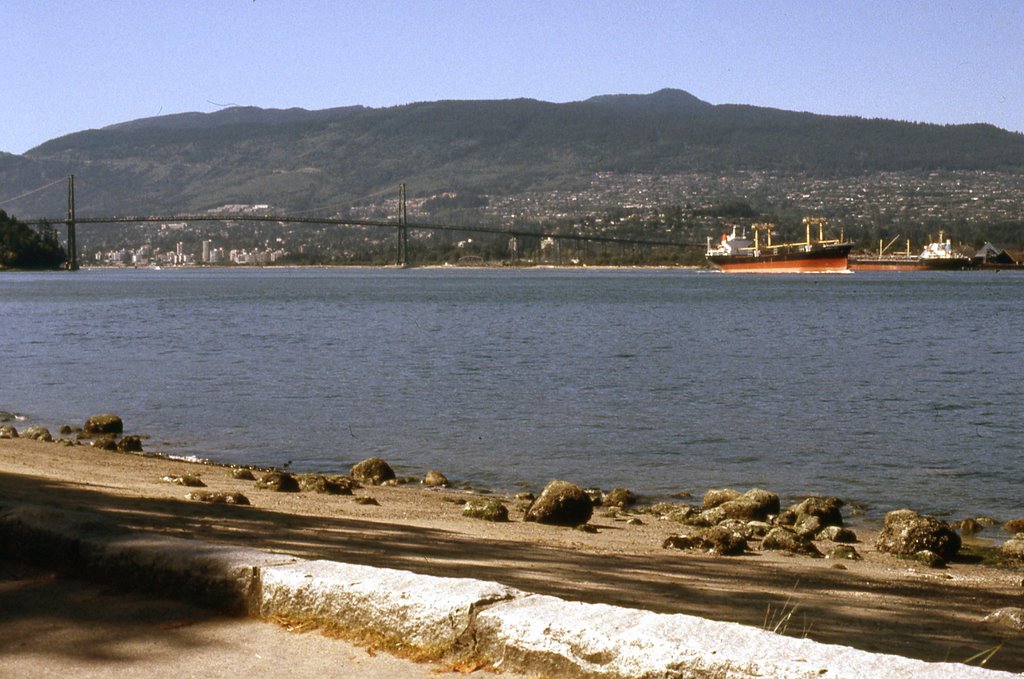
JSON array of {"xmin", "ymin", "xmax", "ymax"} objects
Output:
[
  {"xmin": 474, "ymin": 594, "xmax": 1014, "ymax": 679},
  {"xmin": 259, "ymin": 559, "xmax": 520, "ymax": 652}
]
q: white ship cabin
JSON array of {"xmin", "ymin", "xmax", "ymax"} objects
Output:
[{"xmin": 706, "ymin": 225, "xmax": 754, "ymax": 257}]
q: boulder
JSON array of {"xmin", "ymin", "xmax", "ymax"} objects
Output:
[
  {"xmin": 83, "ymin": 414, "xmax": 123, "ymax": 434},
  {"xmin": 255, "ymin": 471, "xmax": 300, "ymax": 492},
  {"xmin": 92, "ymin": 437, "xmax": 118, "ymax": 451},
  {"xmin": 1002, "ymin": 534, "xmax": 1024, "ymax": 560},
  {"xmin": 0, "ymin": 411, "xmax": 19, "ymax": 422},
  {"xmin": 826, "ymin": 545, "xmax": 862, "ymax": 561},
  {"xmin": 350, "ymin": 457, "xmax": 396, "ymax": 485},
  {"xmin": 1003, "ymin": 519, "xmax": 1024, "ymax": 534},
  {"xmin": 984, "ymin": 607, "xmax": 1024, "ymax": 631},
  {"xmin": 462, "ymin": 498, "xmax": 509, "ymax": 522},
  {"xmin": 162, "ymin": 474, "xmax": 206, "ymax": 487},
  {"xmin": 185, "ymin": 491, "xmax": 251, "ymax": 505},
  {"xmin": 422, "ymin": 470, "xmax": 449, "ymax": 487},
  {"xmin": 230, "ymin": 467, "xmax": 256, "ymax": 480},
  {"xmin": 952, "ymin": 518, "xmax": 985, "ymax": 535},
  {"xmin": 603, "ymin": 487, "xmax": 636, "ymax": 509},
  {"xmin": 875, "ymin": 509, "xmax": 961, "ymax": 560},
  {"xmin": 0, "ymin": 425, "xmax": 18, "ymax": 439},
  {"xmin": 22, "ymin": 426, "xmax": 52, "ymax": 442},
  {"xmin": 909, "ymin": 550, "xmax": 946, "ymax": 568},
  {"xmin": 662, "ymin": 526, "xmax": 747, "ymax": 556},
  {"xmin": 761, "ymin": 527, "xmax": 823, "ymax": 557},
  {"xmin": 299, "ymin": 475, "xmax": 352, "ymax": 495},
  {"xmin": 816, "ymin": 525, "xmax": 858, "ymax": 543},
  {"xmin": 116, "ymin": 435, "xmax": 144, "ymax": 452},
  {"xmin": 524, "ymin": 480, "xmax": 593, "ymax": 527},
  {"xmin": 703, "ymin": 488, "xmax": 741, "ymax": 509},
  {"xmin": 583, "ymin": 488, "xmax": 604, "ymax": 506},
  {"xmin": 791, "ymin": 496, "xmax": 844, "ymax": 528}
]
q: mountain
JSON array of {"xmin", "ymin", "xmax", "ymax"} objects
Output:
[{"xmin": 2, "ymin": 89, "xmax": 1023, "ymax": 219}]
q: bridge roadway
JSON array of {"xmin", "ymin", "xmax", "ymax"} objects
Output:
[{"xmin": 32, "ymin": 211, "xmax": 701, "ymax": 250}]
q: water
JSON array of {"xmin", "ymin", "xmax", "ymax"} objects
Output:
[{"xmin": 2, "ymin": 267, "xmax": 1022, "ymax": 522}]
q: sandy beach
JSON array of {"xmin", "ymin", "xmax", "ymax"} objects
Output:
[{"xmin": 1, "ymin": 436, "xmax": 1021, "ymax": 673}]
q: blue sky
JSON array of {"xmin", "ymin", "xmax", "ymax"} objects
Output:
[{"xmin": 2, "ymin": 1, "xmax": 1022, "ymax": 155}]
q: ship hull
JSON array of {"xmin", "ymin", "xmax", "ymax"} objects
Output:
[
  {"xmin": 708, "ymin": 244, "xmax": 852, "ymax": 274},
  {"xmin": 849, "ymin": 257, "xmax": 976, "ymax": 271}
]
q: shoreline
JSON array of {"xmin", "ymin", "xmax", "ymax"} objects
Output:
[
  {"xmin": 1, "ymin": 410, "xmax": 1015, "ymax": 533},
  {"xmin": 1, "ymin": 426, "xmax": 1023, "ymax": 672}
]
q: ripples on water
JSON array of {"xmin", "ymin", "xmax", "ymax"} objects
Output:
[{"xmin": 1, "ymin": 267, "xmax": 1022, "ymax": 521}]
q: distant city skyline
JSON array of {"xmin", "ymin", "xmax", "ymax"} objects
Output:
[{"xmin": 3, "ymin": 1, "xmax": 1022, "ymax": 155}]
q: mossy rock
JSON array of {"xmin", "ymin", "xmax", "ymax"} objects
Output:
[
  {"xmin": 462, "ymin": 498, "xmax": 509, "ymax": 522},
  {"xmin": 84, "ymin": 414, "xmax": 123, "ymax": 434}
]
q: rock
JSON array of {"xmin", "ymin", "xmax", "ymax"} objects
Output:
[
  {"xmin": 0, "ymin": 411, "xmax": 19, "ymax": 422},
  {"xmin": 524, "ymin": 480, "xmax": 593, "ymax": 527},
  {"xmin": 817, "ymin": 525, "xmax": 858, "ymax": 543},
  {"xmin": 83, "ymin": 414, "xmax": 123, "ymax": 434},
  {"xmin": 22, "ymin": 426, "xmax": 52, "ymax": 442},
  {"xmin": 983, "ymin": 607, "xmax": 1024, "ymax": 631},
  {"xmin": 299, "ymin": 475, "xmax": 353, "ymax": 495},
  {"xmin": 116, "ymin": 435, "xmax": 143, "ymax": 452},
  {"xmin": 761, "ymin": 527, "xmax": 823, "ymax": 557},
  {"xmin": 794, "ymin": 515, "xmax": 822, "ymax": 537},
  {"xmin": 791, "ymin": 496, "xmax": 844, "ymax": 528},
  {"xmin": 255, "ymin": 471, "xmax": 300, "ymax": 492},
  {"xmin": 0, "ymin": 425, "xmax": 18, "ymax": 439},
  {"xmin": 185, "ymin": 491, "xmax": 251, "ymax": 505},
  {"xmin": 92, "ymin": 437, "xmax": 118, "ymax": 451},
  {"xmin": 826, "ymin": 545, "xmax": 862, "ymax": 561},
  {"xmin": 514, "ymin": 492, "xmax": 535, "ymax": 502},
  {"xmin": 462, "ymin": 498, "xmax": 509, "ymax": 522},
  {"xmin": 58, "ymin": 424, "xmax": 75, "ymax": 435},
  {"xmin": 626, "ymin": 517, "xmax": 643, "ymax": 526},
  {"xmin": 875, "ymin": 509, "xmax": 961, "ymax": 560},
  {"xmin": 1003, "ymin": 519, "xmax": 1024, "ymax": 534},
  {"xmin": 1001, "ymin": 535, "xmax": 1024, "ymax": 560},
  {"xmin": 701, "ymin": 488, "xmax": 781, "ymax": 524},
  {"xmin": 662, "ymin": 526, "xmax": 747, "ymax": 556},
  {"xmin": 776, "ymin": 509, "xmax": 797, "ymax": 526},
  {"xmin": 422, "ymin": 470, "xmax": 448, "ymax": 487},
  {"xmin": 353, "ymin": 496, "xmax": 379, "ymax": 506},
  {"xmin": 583, "ymin": 488, "xmax": 604, "ymax": 506},
  {"xmin": 703, "ymin": 488, "xmax": 741, "ymax": 509},
  {"xmin": 230, "ymin": 467, "xmax": 256, "ymax": 480},
  {"xmin": 603, "ymin": 487, "xmax": 636, "ymax": 509},
  {"xmin": 666, "ymin": 506, "xmax": 699, "ymax": 524},
  {"xmin": 162, "ymin": 474, "xmax": 206, "ymax": 487},
  {"xmin": 909, "ymin": 550, "xmax": 946, "ymax": 568},
  {"xmin": 953, "ymin": 518, "xmax": 985, "ymax": 535},
  {"xmin": 744, "ymin": 521, "xmax": 773, "ymax": 538},
  {"xmin": 349, "ymin": 457, "xmax": 396, "ymax": 485}
]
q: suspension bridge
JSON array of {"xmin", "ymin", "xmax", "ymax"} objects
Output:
[{"xmin": 5, "ymin": 176, "xmax": 702, "ymax": 270}]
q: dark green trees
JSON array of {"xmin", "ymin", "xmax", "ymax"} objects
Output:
[{"xmin": 0, "ymin": 211, "xmax": 66, "ymax": 269}]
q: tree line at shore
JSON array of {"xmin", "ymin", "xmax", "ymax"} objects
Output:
[{"xmin": 0, "ymin": 211, "xmax": 65, "ymax": 270}]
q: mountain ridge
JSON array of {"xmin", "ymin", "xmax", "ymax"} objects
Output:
[{"xmin": 3, "ymin": 89, "xmax": 1023, "ymax": 219}]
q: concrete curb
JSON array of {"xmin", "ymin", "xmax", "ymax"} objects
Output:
[{"xmin": 0, "ymin": 504, "xmax": 1014, "ymax": 678}]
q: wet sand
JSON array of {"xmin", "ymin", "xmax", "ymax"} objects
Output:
[{"xmin": 1, "ymin": 437, "xmax": 1021, "ymax": 672}]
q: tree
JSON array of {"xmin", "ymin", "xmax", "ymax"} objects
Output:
[{"xmin": 0, "ymin": 211, "xmax": 67, "ymax": 269}]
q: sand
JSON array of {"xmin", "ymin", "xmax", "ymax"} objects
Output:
[{"xmin": 1, "ymin": 436, "xmax": 1021, "ymax": 672}]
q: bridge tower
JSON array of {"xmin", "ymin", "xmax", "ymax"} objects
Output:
[
  {"xmin": 397, "ymin": 183, "xmax": 409, "ymax": 266},
  {"xmin": 66, "ymin": 175, "xmax": 79, "ymax": 270}
]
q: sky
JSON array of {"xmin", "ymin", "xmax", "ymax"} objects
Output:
[{"xmin": 2, "ymin": 1, "xmax": 1022, "ymax": 155}]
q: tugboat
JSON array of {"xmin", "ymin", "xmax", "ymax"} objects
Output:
[
  {"xmin": 706, "ymin": 218, "xmax": 852, "ymax": 273},
  {"xmin": 849, "ymin": 232, "xmax": 976, "ymax": 271}
]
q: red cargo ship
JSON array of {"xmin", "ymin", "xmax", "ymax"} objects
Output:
[{"xmin": 706, "ymin": 218, "xmax": 852, "ymax": 274}]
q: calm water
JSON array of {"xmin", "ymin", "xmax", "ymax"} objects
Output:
[{"xmin": 2, "ymin": 267, "xmax": 1021, "ymax": 522}]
